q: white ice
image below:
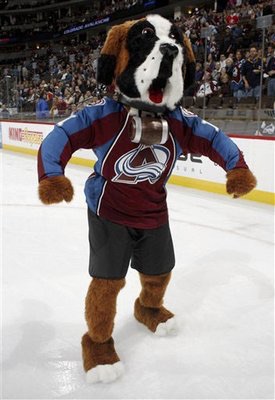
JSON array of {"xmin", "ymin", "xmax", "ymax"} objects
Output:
[{"xmin": 1, "ymin": 150, "xmax": 274, "ymax": 399}]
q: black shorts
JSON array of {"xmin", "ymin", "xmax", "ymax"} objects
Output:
[{"xmin": 88, "ymin": 209, "xmax": 175, "ymax": 279}]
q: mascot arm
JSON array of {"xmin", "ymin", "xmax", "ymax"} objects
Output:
[
  {"xmin": 37, "ymin": 108, "xmax": 96, "ymax": 205},
  {"xmin": 179, "ymin": 112, "xmax": 257, "ymax": 198}
]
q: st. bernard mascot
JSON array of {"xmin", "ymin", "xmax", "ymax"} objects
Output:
[{"xmin": 37, "ymin": 14, "xmax": 256, "ymax": 383}]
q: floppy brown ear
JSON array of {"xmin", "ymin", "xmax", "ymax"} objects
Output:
[
  {"xmin": 97, "ymin": 21, "xmax": 137, "ymax": 85},
  {"xmin": 183, "ymin": 35, "xmax": 196, "ymax": 91}
]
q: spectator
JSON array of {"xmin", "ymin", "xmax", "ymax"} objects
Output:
[
  {"xmin": 73, "ymin": 86, "xmax": 83, "ymax": 103},
  {"xmin": 0, "ymin": 104, "xmax": 10, "ymax": 118},
  {"xmin": 219, "ymin": 26, "xmax": 233, "ymax": 56},
  {"xmin": 26, "ymin": 88, "xmax": 36, "ymax": 105},
  {"xmin": 218, "ymin": 73, "xmax": 233, "ymax": 97},
  {"xmin": 195, "ymin": 69, "xmax": 219, "ymax": 99},
  {"xmin": 45, "ymin": 86, "xmax": 54, "ymax": 109},
  {"xmin": 230, "ymin": 49, "xmax": 245, "ymax": 100},
  {"xmin": 22, "ymin": 65, "xmax": 29, "ymax": 80},
  {"xmin": 195, "ymin": 62, "xmax": 204, "ymax": 81},
  {"xmin": 226, "ymin": 10, "xmax": 239, "ymax": 26},
  {"xmin": 64, "ymin": 88, "xmax": 75, "ymax": 107},
  {"xmin": 50, "ymin": 96, "xmax": 59, "ymax": 118},
  {"xmin": 265, "ymin": 49, "xmax": 275, "ymax": 97},
  {"xmin": 70, "ymin": 103, "xmax": 77, "ymax": 115},
  {"xmin": 241, "ymin": 45, "xmax": 262, "ymax": 99},
  {"xmin": 231, "ymin": 23, "xmax": 243, "ymax": 49},
  {"xmin": 211, "ymin": 62, "xmax": 221, "ymax": 81},
  {"xmin": 207, "ymin": 53, "xmax": 216, "ymax": 71},
  {"xmin": 227, "ymin": 0, "xmax": 236, "ymax": 9},
  {"xmin": 266, "ymin": 45, "xmax": 274, "ymax": 66},
  {"xmin": 219, "ymin": 54, "xmax": 227, "ymax": 69},
  {"xmin": 35, "ymin": 93, "xmax": 49, "ymax": 118},
  {"xmin": 56, "ymin": 95, "xmax": 67, "ymax": 116},
  {"xmin": 225, "ymin": 57, "xmax": 234, "ymax": 75}
]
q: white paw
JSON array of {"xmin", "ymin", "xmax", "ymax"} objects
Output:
[
  {"xmin": 155, "ymin": 317, "xmax": 178, "ymax": 336},
  {"xmin": 86, "ymin": 361, "xmax": 124, "ymax": 384}
]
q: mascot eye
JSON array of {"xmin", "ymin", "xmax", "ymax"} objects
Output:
[
  {"xmin": 169, "ymin": 33, "xmax": 176, "ymax": 39},
  {"xmin": 142, "ymin": 27, "xmax": 155, "ymax": 36}
]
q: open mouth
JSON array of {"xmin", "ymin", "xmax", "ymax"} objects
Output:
[
  {"xmin": 149, "ymin": 87, "xmax": 164, "ymax": 104},
  {"xmin": 148, "ymin": 77, "xmax": 167, "ymax": 104}
]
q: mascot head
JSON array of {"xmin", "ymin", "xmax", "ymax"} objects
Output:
[{"xmin": 97, "ymin": 14, "xmax": 195, "ymax": 111}]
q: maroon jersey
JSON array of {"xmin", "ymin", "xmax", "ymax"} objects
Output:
[{"xmin": 38, "ymin": 97, "xmax": 248, "ymax": 229}]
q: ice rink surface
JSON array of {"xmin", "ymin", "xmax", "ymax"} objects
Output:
[{"xmin": 2, "ymin": 150, "xmax": 274, "ymax": 399}]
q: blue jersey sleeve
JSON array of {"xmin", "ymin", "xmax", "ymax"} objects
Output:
[
  {"xmin": 38, "ymin": 98, "xmax": 126, "ymax": 181},
  {"xmin": 168, "ymin": 107, "xmax": 248, "ymax": 171}
]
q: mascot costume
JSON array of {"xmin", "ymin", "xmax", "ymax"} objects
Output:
[{"xmin": 37, "ymin": 14, "xmax": 256, "ymax": 383}]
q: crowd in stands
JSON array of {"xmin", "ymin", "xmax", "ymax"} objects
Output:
[
  {"xmin": 0, "ymin": 0, "xmax": 143, "ymax": 39},
  {"xmin": 0, "ymin": 0, "xmax": 66, "ymax": 10},
  {"xmin": 175, "ymin": 0, "xmax": 275, "ymax": 104},
  {"xmin": 0, "ymin": 0, "xmax": 274, "ymax": 119}
]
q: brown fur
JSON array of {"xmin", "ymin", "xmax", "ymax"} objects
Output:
[
  {"xmin": 134, "ymin": 298, "xmax": 174, "ymax": 332},
  {"xmin": 101, "ymin": 21, "xmax": 137, "ymax": 57},
  {"xmin": 139, "ymin": 272, "xmax": 171, "ymax": 308},
  {"xmin": 101, "ymin": 20, "xmax": 138, "ymax": 79},
  {"xmin": 81, "ymin": 334, "xmax": 120, "ymax": 372},
  {"xmin": 38, "ymin": 176, "xmax": 74, "ymax": 204},
  {"xmin": 85, "ymin": 278, "xmax": 125, "ymax": 343},
  {"xmin": 115, "ymin": 45, "xmax": 130, "ymax": 80},
  {"xmin": 134, "ymin": 272, "xmax": 174, "ymax": 332},
  {"xmin": 183, "ymin": 35, "xmax": 196, "ymax": 63},
  {"xmin": 226, "ymin": 168, "xmax": 257, "ymax": 198}
]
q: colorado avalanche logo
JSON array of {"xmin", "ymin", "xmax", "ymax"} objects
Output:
[{"xmin": 112, "ymin": 145, "xmax": 170, "ymax": 184}]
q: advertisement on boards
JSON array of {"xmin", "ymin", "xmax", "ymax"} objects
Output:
[{"xmin": 1, "ymin": 120, "xmax": 274, "ymax": 195}]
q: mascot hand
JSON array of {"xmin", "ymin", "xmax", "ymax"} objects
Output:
[
  {"xmin": 226, "ymin": 168, "xmax": 257, "ymax": 198},
  {"xmin": 38, "ymin": 176, "xmax": 74, "ymax": 205}
]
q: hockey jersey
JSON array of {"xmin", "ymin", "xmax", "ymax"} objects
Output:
[{"xmin": 38, "ymin": 97, "xmax": 247, "ymax": 229}]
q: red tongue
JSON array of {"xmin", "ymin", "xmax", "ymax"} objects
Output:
[{"xmin": 149, "ymin": 88, "xmax": 163, "ymax": 104}]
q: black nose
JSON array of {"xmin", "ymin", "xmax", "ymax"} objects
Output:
[{"xmin": 159, "ymin": 43, "xmax": 179, "ymax": 58}]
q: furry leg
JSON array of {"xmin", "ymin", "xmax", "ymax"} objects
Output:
[
  {"xmin": 82, "ymin": 278, "xmax": 125, "ymax": 383},
  {"xmin": 134, "ymin": 272, "xmax": 177, "ymax": 335},
  {"xmin": 82, "ymin": 335, "xmax": 124, "ymax": 383}
]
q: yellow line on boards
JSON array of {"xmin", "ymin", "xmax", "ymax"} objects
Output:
[
  {"xmin": 3, "ymin": 144, "xmax": 38, "ymax": 156},
  {"xmin": 3, "ymin": 144, "xmax": 274, "ymax": 205},
  {"xmin": 169, "ymin": 175, "xmax": 274, "ymax": 205},
  {"xmin": 69, "ymin": 157, "xmax": 95, "ymax": 168},
  {"xmin": 2, "ymin": 144, "xmax": 95, "ymax": 168}
]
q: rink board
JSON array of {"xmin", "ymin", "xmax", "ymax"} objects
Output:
[{"xmin": 1, "ymin": 119, "xmax": 274, "ymax": 205}]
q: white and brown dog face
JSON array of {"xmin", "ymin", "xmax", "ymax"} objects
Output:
[{"xmin": 97, "ymin": 14, "xmax": 195, "ymax": 110}]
